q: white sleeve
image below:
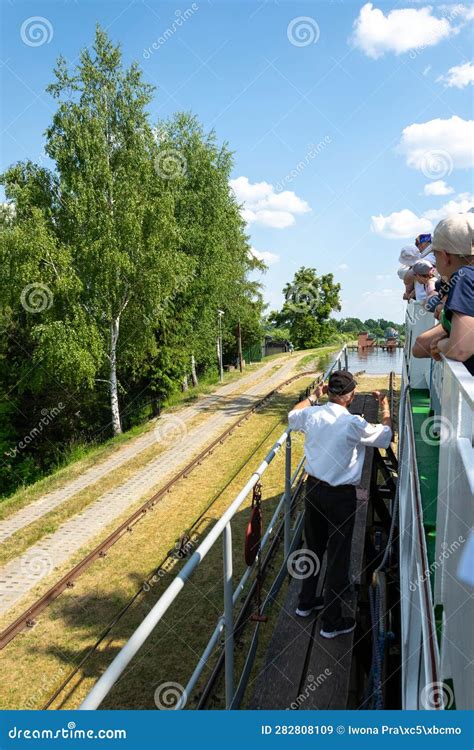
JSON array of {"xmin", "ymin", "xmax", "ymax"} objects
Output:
[
  {"xmin": 348, "ymin": 416, "xmax": 392, "ymax": 448},
  {"xmin": 288, "ymin": 407, "xmax": 311, "ymax": 432},
  {"xmin": 397, "ymin": 264, "xmax": 410, "ymax": 280}
]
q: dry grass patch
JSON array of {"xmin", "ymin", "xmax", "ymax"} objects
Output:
[
  {"xmin": 0, "ymin": 374, "xmax": 399, "ymax": 711},
  {"xmin": 0, "ymin": 378, "xmax": 312, "ymax": 710}
]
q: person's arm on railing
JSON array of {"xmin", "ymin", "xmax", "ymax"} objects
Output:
[
  {"xmin": 289, "ymin": 383, "xmax": 326, "ymax": 413},
  {"xmin": 433, "ymin": 313, "xmax": 474, "ymax": 363},
  {"xmin": 412, "ymin": 323, "xmax": 447, "ymax": 358}
]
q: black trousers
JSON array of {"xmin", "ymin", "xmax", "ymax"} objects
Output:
[{"xmin": 298, "ymin": 476, "xmax": 357, "ymax": 629}]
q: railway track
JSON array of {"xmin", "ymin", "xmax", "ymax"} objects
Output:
[
  {"xmin": 0, "ymin": 369, "xmax": 319, "ymax": 653},
  {"xmin": 43, "ymin": 414, "xmax": 299, "ymax": 709},
  {"xmin": 2, "ymin": 367, "xmax": 397, "ymax": 711},
  {"xmin": 58, "ymin": 370, "xmax": 398, "ymax": 711},
  {"xmin": 195, "ymin": 371, "xmax": 399, "ymax": 709}
]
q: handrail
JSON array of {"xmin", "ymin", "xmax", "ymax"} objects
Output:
[
  {"xmin": 405, "ymin": 389, "xmax": 442, "ymax": 705},
  {"xmin": 80, "ymin": 430, "xmax": 290, "ymax": 710},
  {"xmin": 400, "ymin": 305, "xmax": 474, "ymax": 709},
  {"xmin": 398, "ymin": 353, "xmax": 442, "ymax": 708},
  {"xmin": 441, "ymin": 355, "xmax": 474, "ymax": 406},
  {"xmin": 176, "ymin": 454, "xmax": 306, "ymax": 709},
  {"xmin": 80, "ymin": 345, "xmax": 348, "ymax": 711}
]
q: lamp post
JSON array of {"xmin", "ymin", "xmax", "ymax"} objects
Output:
[
  {"xmin": 218, "ymin": 309, "xmax": 224, "ymax": 382},
  {"xmin": 237, "ymin": 319, "xmax": 243, "ymax": 373}
]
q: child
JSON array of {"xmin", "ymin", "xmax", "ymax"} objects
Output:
[
  {"xmin": 397, "ymin": 245, "xmax": 419, "ymax": 300},
  {"xmin": 412, "ymin": 259, "xmax": 438, "ymax": 303}
]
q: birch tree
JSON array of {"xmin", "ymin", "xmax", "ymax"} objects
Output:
[{"xmin": 40, "ymin": 27, "xmax": 185, "ymax": 434}]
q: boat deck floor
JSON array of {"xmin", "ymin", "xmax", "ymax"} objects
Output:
[{"xmin": 249, "ymin": 394, "xmax": 378, "ymax": 710}]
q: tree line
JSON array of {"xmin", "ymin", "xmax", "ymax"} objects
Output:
[
  {"xmin": 334, "ymin": 318, "xmax": 404, "ymax": 339},
  {"xmin": 0, "ymin": 28, "xmax": 263, "ymax": 496},
  {"xmin": 0, "ymin": 27, "xmax": 401, "ymax": 499}
]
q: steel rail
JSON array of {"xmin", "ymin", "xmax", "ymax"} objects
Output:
[
  {"xmin": 42, "ymin": 421, "xmax": 301, "ymax": 709},
  {"xmin": 79, "ymin": 430, "xmax": 292, "ymax": 709},
  {"xmin": 0, "ymin": 368, "xmax": 321, "ymax": 651},
  {"xmin": 78, "ymin": 346, "xmax": 348, "ymax": 710}
]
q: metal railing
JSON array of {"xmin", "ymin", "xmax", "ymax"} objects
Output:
[
  {"xmin": 80, "ymin": 431, "xmax": 300, "ymax": 710},
  {"xmin": 433, "ymin": 356, "xmax": 474, "ymax": 710},
  {"xmin": 398, "ymin": 356, "xmax": 441, "ymax": 709},
  {"xmin": 80, "ymin": 346, "xmax": 347, "ymax": 710},
  {"xmin": 400, "ymin": 304, "xmax": 474, "ymax": 709},
  {"xmin": 79, "ymin": 345, "xmax": 349, "ymax": 710}
]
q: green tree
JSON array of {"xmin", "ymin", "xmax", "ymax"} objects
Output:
[
  {"xmin": 336, "ymin": 317, "xmax": 364, "ymax": 334},
  {"xmin": 276, "ymin": 267, "xmax": 341, "ymax": 349},
  {"xmin": 0, "ymin": 27, "xmax": 265, "ymax": 495},
  {"xmin": 2, "ymin": 28, "xmax": 187, "ymax": 435},
  {"xmin": 152, "ymin": 113, "xmax": 261, "ymax": 383}
]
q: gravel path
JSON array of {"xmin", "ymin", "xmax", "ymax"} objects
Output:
[
  {"xmin": 0, "ymin": 354, "xmax": 311, "ymax": 615},
  {"xmin": 0, "ymin": 355, "xmax": 296, "ymax": 544}
]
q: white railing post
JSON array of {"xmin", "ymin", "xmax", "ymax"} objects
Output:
[
  {"xmin": 223, "ymin": 522, "xmax": 234, "ymax": 708},
  {"xmin": 284, "ymin": 433, "xmax": 292, "ymax": 557}
]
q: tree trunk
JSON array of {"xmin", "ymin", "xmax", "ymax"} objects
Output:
[
  {"xmin": 237, "ymin": 321, "xmax": 243, "ymax": 372},
  {"xmin": 182, "ymin": 375, "xmax": 189, "ymax": 392},
  {"xmin": 191, "ymin": 355, "xmax": 198, "ymax": 387},
  {"xmin": 110, "ymin": 317, "xmax": 122, "ymax": 435}
]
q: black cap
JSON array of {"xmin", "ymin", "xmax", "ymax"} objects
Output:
[{"xmin": 328, "ymin": 370, "xmax": 357, "ymax": 396}]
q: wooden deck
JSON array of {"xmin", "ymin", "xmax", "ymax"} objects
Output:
[{"xmin": 249, "ymin": 394, "xmax": 377, "ymax": 710}]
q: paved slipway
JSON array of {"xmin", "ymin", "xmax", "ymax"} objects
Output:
[
  {"xmin": 0, "ymin": 353, "xmax": 314, "ymax": 615},
  {"xmin": 0, "ymin": 354, "xmax": 300, "ymax": 545}
]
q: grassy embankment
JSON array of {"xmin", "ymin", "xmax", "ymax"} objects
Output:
[{"xmin": 0, "ymin": 370, "xmax": 398, "ymax": 711}]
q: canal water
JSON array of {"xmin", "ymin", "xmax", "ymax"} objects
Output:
[
  {"xmin": 346, "ymin": 347, "xmax": 403, "ymax": 375},
  {"xmin": 310, "ymin": 347, "xmax": 403, "ymax": 378}
]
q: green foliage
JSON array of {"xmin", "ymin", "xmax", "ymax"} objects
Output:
[
  {"xmin": 335, "ymin": 318, "xmax": 404, "ymax": 339},
  {"xmin": 270, "ymin": 267, "xmax": 341, "ymax": 349},
  {"xmin": 0, "ymin": 26, "xmax": 262, "ymax": 497}
]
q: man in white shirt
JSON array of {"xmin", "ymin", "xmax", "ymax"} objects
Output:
[{"xmin": 288, "ymin": 371, "xmax": 392, "ymax": 639}]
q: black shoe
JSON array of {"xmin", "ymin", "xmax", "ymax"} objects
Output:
[
  {"xmin": 320, "ymin": 617, "xmax": 356, "ymax": 639},
  {"xmin": 295, "ymin": 597, "xmax": 324, "ymax": 617}
]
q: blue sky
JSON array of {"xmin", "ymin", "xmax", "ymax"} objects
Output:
[{"xmin": 1, "ymin": 1, "xmax": 473, "ymax": 323}]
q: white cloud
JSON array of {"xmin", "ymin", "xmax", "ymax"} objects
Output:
[
  {"xmin": 423, "ymin": 180, "xmax": 454, "ymax": 196},
  {"xmin": 422, "ymin": 65, "xmax": 432, "ymax": 76},
  {"xmin": 362, "ymin": 289, "xmax": 399, "ymax": 298},
  {"xmin": 437, "ymin": 61, "xmax": 474, "ymax": 88},
  {"xmin": 338, "ymin": 263, "xmax": 349, "ymax": 271},
  {"xmin": 398, "ymin": 116, "xmax": 474, "ymax": 171},
  {"xmin": 371, "ymin": 209, "xmax": 432, "ymax": 238},
  {"xmin": 230, "ymin": 176, "xmax": 311, "ymax": 229},
  {"xmin": 423, "ymin": 192, "xmax": 474, "ymax": 222},
  {"xmin": 439, "ymin": 5, "xmax": 474, "ymax": 22},
  {"xmin": 351, "ymin": 3, "xmax": 455, "ymax": 59},
  {"xmin": 249, "ymin": 247, "xmax": 280, "ymax": 265},
  {"xmin": 372, "ymin": 192, "xmax": 474, "ymax": 237}
]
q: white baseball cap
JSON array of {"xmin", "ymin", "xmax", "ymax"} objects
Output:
[
  {"xmin": 398, "ymin": 244, "xmax": 420, "ymax": 266},
  {"xmin": 432, "ymin": 213, "xmax": 474, "ymax": 256}
]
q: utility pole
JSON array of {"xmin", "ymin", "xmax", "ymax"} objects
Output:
[
  {"xmin": 237, "ymin": 319, "xmax": 243, "ymax": 373},
  {"xmin": 218, "ymin": 309, "xmax": 224, "ymax": 382}
]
